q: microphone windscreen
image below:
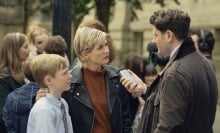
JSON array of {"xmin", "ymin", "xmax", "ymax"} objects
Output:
[{"xmin": 147, "ymin": 42, "xmax": 158, "ymax": 52}]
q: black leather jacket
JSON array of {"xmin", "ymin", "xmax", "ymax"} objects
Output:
[{"xmin": 62, "ymin": 64, "xmax": 132, "ymax": 133}]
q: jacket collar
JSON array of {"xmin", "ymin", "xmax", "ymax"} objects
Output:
[
  {"xmin": 70, "ymin": 64, "xmax": 83, "ymax": 85},
  {"xmin": 159, "ymin": 37, "xmax": 196, "ymax": 76},
  {"xmin": 70, "ymin": 64, "xmax": 120, "ymax": 113},
  {"xmin": 70, "ymin": 64, "xmax": 119, "ymax": 84}
]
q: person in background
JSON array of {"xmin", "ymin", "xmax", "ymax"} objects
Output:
[
  {"xmin": 121, "ymin": 8, "xmax": 218, "ymax": 133},
  {"xmin": 132, "ymin": 62, "xmax": 158, "ymax": 133},
  {"xmin": 0, "ymin": 32, "xmax": 30, "ymax": 133},
  {"xmin": 143, "ymin": 63, "xmax": 157, "ymax": 87},
  {"xmin": 122, "ymin": 54, "xmax": 144, "ymax": 133},
  {"xmin": 27, "ymin": 25, "xmax": 50, "ymax": 59},
  {"xmin": 124, "ymin": 54, "xmax": 144, "ymax": 80},
  {"xmin": 27, "ymin": 54, "xmax": 73, "ymax": 133},
  {"xmin": 123, "ymin": 53, "xmax": 143, "ymax": 122},
  {"xmin": 44, "ymin": 35, "xmax": 70, "ymax": 66},
  {"xmin": 3, "ymin": 60, "xmax": 39, "ymax": 133},
  {"xmin": 191, "ymin": 29, "xmax": 215, "ymax": 60}
]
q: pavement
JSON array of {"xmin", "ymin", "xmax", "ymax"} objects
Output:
[{"xmin": 213, "ymin": 105, "xmax": 220, "ymax": 133}]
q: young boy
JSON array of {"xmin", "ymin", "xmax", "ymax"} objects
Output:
[{"xmin": 27, "ymin": 54, "xmax": 73, "ymax": 133}]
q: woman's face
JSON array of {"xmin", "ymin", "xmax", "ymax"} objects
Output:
[
  {"xmin": 34, "ymin": 33, "xmax": 49, "ymax": 53},
  {"xmin": 85, "ymin": 38, "xmax": 109, "ymax": 70},
  {"xmin": 18, "ymin": 38, "xmax": 30, "ymax": 61}
]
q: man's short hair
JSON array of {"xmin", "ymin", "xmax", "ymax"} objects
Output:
[{"xmin": 149, "ymin": 8, "xmax": 191, "ymax": 40}]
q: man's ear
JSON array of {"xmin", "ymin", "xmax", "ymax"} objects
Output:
[{"xmin": 166, "ymin": 30, "xmax": 174, "ymax": 42}]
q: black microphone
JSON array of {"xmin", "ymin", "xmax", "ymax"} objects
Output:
[{"xmin": 147, "ymin": 42, "xmax": 158, "ymax": 53}]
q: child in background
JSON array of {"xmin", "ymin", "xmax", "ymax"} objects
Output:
[
  {"xmin": 27, "ymin": 26, "xmax": 50, "ymax": 59},
  {"xmin": 3, "ymin": 60, "xmax": 39, "ymax": 133},
  {"xmin": 44, "ymin": 35, "xmax": 70, "ymax": 66},
  {"xmin": 27, "ymin": 54, "xmax": 73, "ymax": 133}
]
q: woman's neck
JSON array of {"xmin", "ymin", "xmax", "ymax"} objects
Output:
[{"xmin": 82, "ymin": 64, "xmax": 102, "ymax": 72}]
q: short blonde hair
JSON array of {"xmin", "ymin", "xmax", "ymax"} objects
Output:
[
  {"xmin": 73, "ymin": 27, "xmax": 107, "ymax": 62},
  {"xmin": 30, "ymin": 54, "xmax": 67, "ymax": 87}
]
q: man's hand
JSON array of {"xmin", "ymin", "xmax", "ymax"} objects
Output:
[
  {"xmin": 120, "ymin": 69, "xmax": 147, "ymax": 98},
  {"xmin": 36, "ymin": 88, "xmax": 49, "ymax": 101}
]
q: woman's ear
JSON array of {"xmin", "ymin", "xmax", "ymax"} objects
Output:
[{"xmin": 81, "ymin": 51, "xmax": 88, "ymax": 61}]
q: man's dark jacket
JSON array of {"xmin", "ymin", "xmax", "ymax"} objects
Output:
[{"xmin": 138, "ymin": 38, "xmax": 218, "ymax": 133}]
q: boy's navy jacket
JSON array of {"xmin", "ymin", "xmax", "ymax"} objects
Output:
[{"xmin": 2, "ymin": 82, "xmax": 39, "ymax": 133}]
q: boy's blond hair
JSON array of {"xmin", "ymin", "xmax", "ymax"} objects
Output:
[{"xmin": 30, "ymin": 54, "xmax": 68, "ymax": 87}]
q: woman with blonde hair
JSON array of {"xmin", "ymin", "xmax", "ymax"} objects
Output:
[
  {"xmin": 0, "ymin": 32, "xmax": 30, "ymax": 132},
  {"xmin": 63, "ymin": 27, "xmax": 131, "ymax": 133}
]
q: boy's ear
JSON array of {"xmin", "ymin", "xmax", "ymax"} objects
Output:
[{"xmin": 44, "ymin": 75, "xmax": 52, "ymax": 86}]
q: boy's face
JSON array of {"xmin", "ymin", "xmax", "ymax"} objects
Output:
[{"xmin": 49, "ymin": 67, "xmax": 72, "ymax": 92}]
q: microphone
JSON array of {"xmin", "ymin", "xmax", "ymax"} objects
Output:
[{"xmin": 147, "ymin": 42, "xmax": 158, "ymax": 53}]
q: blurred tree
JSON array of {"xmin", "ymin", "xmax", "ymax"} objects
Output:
[
  {"xmin": 95, "ymin": 0, "xmax": 180, "ymax": 32},
  {"xmin": 0, "ymin": 0, "xmax": 52, "ymax": 33},
  {"xmin": 72, "ymin": 0, "xmax": 94, "ymax": 33},
  {"xmin": 0, "ymin": 0, "xmax": 180, "ymax": 33}
]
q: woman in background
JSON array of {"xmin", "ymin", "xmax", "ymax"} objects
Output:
[
  {"xmin": 123, "ymin": 53, "xmax": 144, "ymax": 122},
  {"xmin": 0, "ymin": 32, "xmax": 30, "ymax": 132}
]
